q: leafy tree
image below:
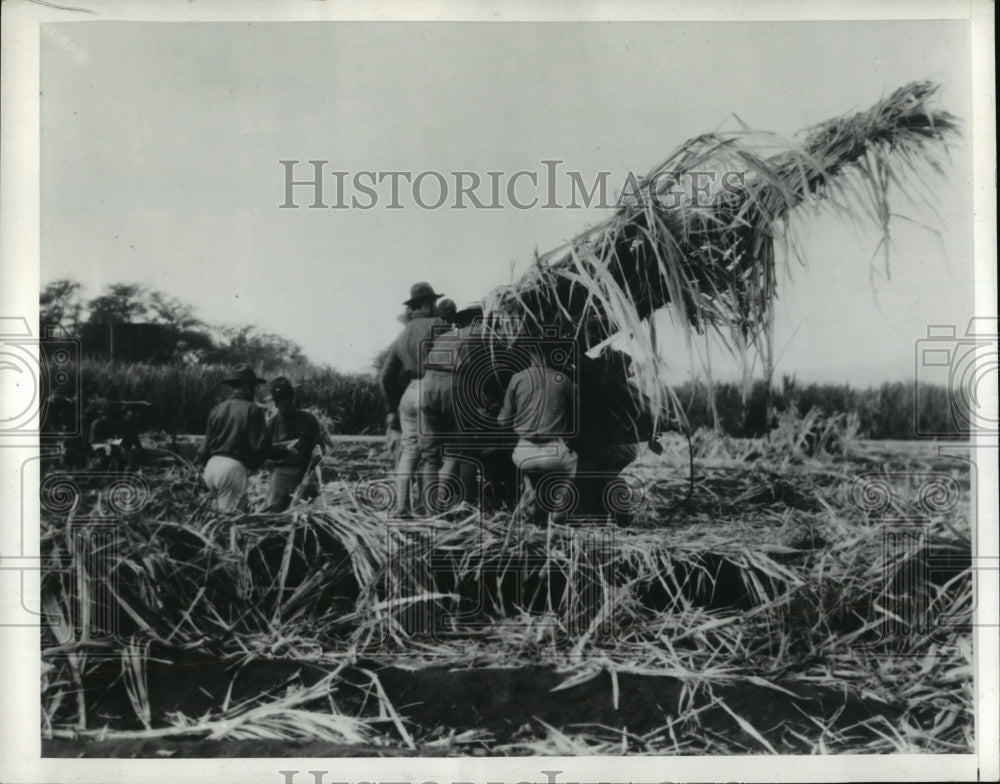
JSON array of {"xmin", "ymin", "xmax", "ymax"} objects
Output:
[
  {"xmin": 208, "ymin": 325, "xmax": 309, "ymax": 373},
  {"xmin": 147, "ymin": 291, "xmax": 214, "ymax": 361},
  {"xmin": 87, "ymin": 283, "xmax": 148, "ymax": 324},
  {"xmin": 42, "ymin": 278, "xmax": 317, "ymax": 369},
  {"xmin": 148, "ymin": 291, "xmax": 202, "ymax": 332},
  {"xmin": 39, "ymin": 279, "xmax": 83, "ymax": 333}
]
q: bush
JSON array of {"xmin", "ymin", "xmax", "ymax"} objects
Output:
[
  {"xmin": 77, "ymin": 361, "xmax": 383, "ymax": 436},
  {"xmin": 671, "ymin": 378, "xmax": 964, "ymax": 440},
  {"xmin": 71, "ymin": 360, "xmax": 962, "ymax": 440}
]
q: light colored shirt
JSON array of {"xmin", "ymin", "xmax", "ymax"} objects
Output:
[
  {"xmin": 379, "ymin": 316, "xmax": 446, "ymax": 414},
  {"xmin": 498, "ymin": 362, "xmax": 577, "ymax": 439}
]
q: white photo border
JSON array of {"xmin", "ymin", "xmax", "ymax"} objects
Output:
[{"xmin": 1, "ymin": 1, "xmax": 995, "ymax": 782}]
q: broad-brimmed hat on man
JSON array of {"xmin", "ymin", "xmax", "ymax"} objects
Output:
[
  {"xmin": 223, "ymin": 364, "xmax": 267, "ymax": 386},
  {"xmin": 403, "ymin": 281, "xmax": 444, "ymax": 307}
]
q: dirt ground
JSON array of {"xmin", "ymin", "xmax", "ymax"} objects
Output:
[
  {"xmin": 46, "ymin": 663, "xmax": 889, "ymax": 757},
  {"xmin": 41, "ymin": 435, "xmax": 972, "ymax": 756}
]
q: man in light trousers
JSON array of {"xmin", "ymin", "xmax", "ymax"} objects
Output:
[
  {"xmin": 498, "ymin": 344, "xmax": 578, "ymax": 525},
  {"xmin": 199, "ymin": 364, "xmax": 270, "ymax": 513},
  {"xmin": 379, "ymin": 282, "xmax": 447, "ymax": 518}
]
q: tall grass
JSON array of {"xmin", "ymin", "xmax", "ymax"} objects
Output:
[
  {"xmin": 40, "ymin": 430, "xmax": 973, "ymax": 753},
  {"xmin": 75, "ymin": 359, "xmax": 960, "ymax": 439},
  {"xmin": 78, "ymin": 360, "xmax": 384, "ymax": 436},
  {"xmin": 674, "ymin": 378, "xmax": 963, "ymax": 439}
]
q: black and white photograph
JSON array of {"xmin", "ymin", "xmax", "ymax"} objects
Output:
[{"xmin": 1, "ymin": 1, "xmax": 996, "ymax": 782}]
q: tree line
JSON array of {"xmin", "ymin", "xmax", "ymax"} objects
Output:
[
  {"xmin": 40, "ymin": 279, "xmax": 310, "ymax": 371},
  {"xmin": 44, "ymin": 279, "xmax": 961, "ymax": 440}
]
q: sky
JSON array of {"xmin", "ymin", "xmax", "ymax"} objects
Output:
[{"xmin": 39, "ymin": 20, "xmax": 975, "ymax": 384}]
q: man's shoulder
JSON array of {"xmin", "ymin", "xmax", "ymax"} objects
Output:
[
  {"xmin": 552, "ymin": 366, "xmax": 575, "ymax": 386},
  {"xmin": 509, "ymin": 368, "xmax": 535, "ymax": 387},
  {"xmin": 295, "ymin": 408, "xmax": 321, "ymax": 428},
  {"xmin": 413, "ymin": 315, "xmax": 445, "ymax": 329},
  {"xmin": 213, "ymin": 397, "xmax": 263, "ymax": 414},
  {"xmin": 430, "ymin": 326, "xmax": 462, "ymax": 353},
  {"xmin": 208, "ymin": 398, "xmax": 232, "ymax": 415}
]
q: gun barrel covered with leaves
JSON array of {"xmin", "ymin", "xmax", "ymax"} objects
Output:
[{"xmin": 483, "ymin": 81, "xmax": 957, "ymax": 418}]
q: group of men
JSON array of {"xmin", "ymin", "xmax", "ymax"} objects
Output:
[
  {"xmin": 44, "ymin": 389, "xmax": 148, "ymax": 472},
  {"xmin": 199, "ymin": 366, "xmax": 332, "ymax": 513},
  {"xmin": 197, "ymin": 280, "xmax": 658, "ymax": 521},
  {"xmin": 379, "ymin": 281, "xmax": 659, "ymax": 524}
]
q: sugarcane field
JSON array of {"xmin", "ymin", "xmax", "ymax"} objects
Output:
[{"xmin": 3, "ymin": 11, "xmax": 996, "ymax": 781}]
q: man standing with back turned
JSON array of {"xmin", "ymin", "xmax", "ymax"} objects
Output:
[
  {"xmin": 199, "ymin": 364, "xmax": 270, "ymax": 513},
  {"xmin": 379, "ymin": 282, "xmax": 446, "ymax": 518}
]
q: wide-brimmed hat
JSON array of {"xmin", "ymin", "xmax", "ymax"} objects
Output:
[
  {"xmin": 403, "ymin": 281, "xmax": 444, "ymax": 307},
  {"xmin": 223, "ymin": 364, "xmax": 267, "ymax": 386},
  {"xmin": 269, "ymin": 376, "xmax": 294, "ymax": 400}
]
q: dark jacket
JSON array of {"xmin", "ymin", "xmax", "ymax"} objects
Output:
[
  {"xmin": 574, "ymin": 352, "xmax": 656, "ymax": 451},
  {"xmin": 199, "ymin": 397, "xmax": 269, "ymax": 470},
  {"xmin": 265, "ymin": 409, "xmax": 322, "ymax": 471}
]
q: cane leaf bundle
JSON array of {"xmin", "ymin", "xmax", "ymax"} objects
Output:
[{"xmin": 483, "ymin": 81, "xmax": 958, "ymax": 415}]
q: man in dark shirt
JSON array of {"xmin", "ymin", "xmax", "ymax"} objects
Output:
[
  {"xmin": 87, "ymin": 399, "xmax": 125, "ymax": 471},
  {"xmin": 498, "ymin": 344, "xmax": 578, "ymax": 524},
  {"xmin": 198, "ymin": 364, "xmax": 269, "ymax": 513},
  {"xmin": 262, "ymin": 377, "xmax": 331, "ymax": 512},
  {"xmin": 419, "ymin": 319, "xmax": 484, "ymax": 512},
  {"xmin": 379, "ymin": 282, "xmax": 446, "ymax": 517},
  {"xmin": 384, "ymin": 305, "xmax": 415, "ymax": 458},
  {"xmin": 117, "ymin": 402, "xmax": 149, "ymax": 472},
  {"xmin": 572, "ymin": 350, "xmax": 660, "ymax": 524},
  {"xmin": 42, "ymin": 385, "xmax": 76, "ymax": 436},
  {"xmin": 88, "ymin": 400, "xmax": 116, "ymax": 442}
]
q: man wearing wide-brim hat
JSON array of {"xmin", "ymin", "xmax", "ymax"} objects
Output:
[
  {"xmin": 198, "ymin": 363, "xmax": 270, "ymax": 513},
  {"xmin": 379, "ymin": 282, "xmax": 446, "ymax": 518}
]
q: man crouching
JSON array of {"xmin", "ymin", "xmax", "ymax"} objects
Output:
[{"xmin": 498, "ymin": 344, "xmax": 578, "ymax": 525}]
